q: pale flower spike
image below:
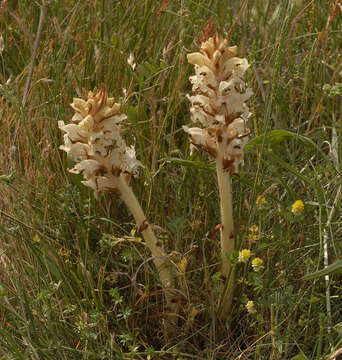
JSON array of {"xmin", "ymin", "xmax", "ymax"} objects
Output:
[
  {"xmin": 184, "ymin": 32, "xmax": 253, "ymax": 319},
  {"xmin": 58, "ymin": 87, "xmax": 142, "ymax": 196},
  {"xmin": 59, "ymin": 87, "xmax": 177, "ymax": 327},
  {"xmin": 183, "ymin": 32, "xmax": 252, "ymax": 173}
]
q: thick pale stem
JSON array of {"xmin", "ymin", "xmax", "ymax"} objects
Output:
[
  {"xmin": 216, "ymin": 144, "xmax": 235, "ymax": 318},
  {"xmin": 117, "ymin": 175, "xmax": 177, "ymax": 317},
  {"xmin": 216, "ymin": 147, "xmax": 234, "ymax": 272}
]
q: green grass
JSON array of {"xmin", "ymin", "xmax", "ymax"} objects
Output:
[{"xmin": 0, "ymin": 0, "xmax": 341, "ymax": 358}]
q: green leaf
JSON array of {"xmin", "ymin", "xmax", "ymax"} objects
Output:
[
  {"xmin": 290, "ymin": 355, "xmax": 308, "ymax": 360},
  {"xmin": 160, "ymin": 157, "xmax": 215, "ymax": 171},
  {"xmin": 264, "ymin": 149, "xmax": 314, "ymax": 186},
  {"xmin": 0, "ymin": 171, "xmax": 16, "ymax": 184},
  {"xmin": 246, "ymin": 130, "xmax": 338, "ymax": 174},
  {"xmin": 303, "ymin": 259, "xmax": 342, "ymax": 280},
  {"xmin": 246, "ymin": 129, "xmax": 315, "ymax": 151}
]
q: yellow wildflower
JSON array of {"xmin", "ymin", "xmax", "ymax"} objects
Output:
[
  {"xmin": 256, "ymin": 195, "xmax": 266, "ymax": 207},
  {"xmin": 33, "ymin": 235, "xmax": 41, "ymax": 243},
  {"xmin": 239, "ymin": 249, "xmax": 251, "ymax": 263},
  {"xmin": 246, "ymin": 300, "xmax": 256, "ymax": 314},
  {"xmin": 292, "ymin": 200, "xmax": 304, "ymax": 215},
  {"xmin": 252, "ymin": 257, "xmax": 263, "ymax": 272}
]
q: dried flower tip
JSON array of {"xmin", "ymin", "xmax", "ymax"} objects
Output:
[
  {"xmin": 239, "ymin": 249, "xmax": 251, "ymax": 263},
  {"xmin": 291, "ymin": 200, "xmax": 304, "ymax": 216},
  {"xmin": 177, "ymin": 257, "xmax": 188, "ymax": 275},
  {"xmin": 127, "ymin": 53, "xmax": 136, "ymax": 71},
  {"xmin": 248, "ymin": 225, "xmax": 259, "ymax": 234},
  {"xmin": 248, "ymin": 225, "xmax": 259, "ymax": 243}
]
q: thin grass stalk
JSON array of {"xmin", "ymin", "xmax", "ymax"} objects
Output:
[
  {"xmin": 323, "ymin": 184, "xmax": 341, "ymax": 342},
  {"xmin": 316, "ymin": 313, "xmax": 324, "ymax": 360},
  {"xmin": 22, "ymin": 0, "xmax": 47, "ymax": 107},
  {"xmin": 270, "ymin": 303, "xmax": 280, "ymax": 360}
]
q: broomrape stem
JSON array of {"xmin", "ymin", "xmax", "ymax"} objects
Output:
[
  {"xmin": 183, "ymin": 32, "xmax": 253, "ymax": 319},
  {"xmin": 117, "ymin": 174, "xmax": 177, "ymax": 318},
  {"xmin": 59, "ymin": 89, "xmax": 179, "ymax": 331},
  {"xmin": 216, "ymin": 146, "xmax": 235, "ymax": 318}
]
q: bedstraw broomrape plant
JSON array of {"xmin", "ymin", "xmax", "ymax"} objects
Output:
[
  {"xmin": 58, "ymin": 87, "xmax": 178, "ymax": 323},
  {"xmin": 183, "ymin": 32, "xmax": 253, "ymax": 318}
]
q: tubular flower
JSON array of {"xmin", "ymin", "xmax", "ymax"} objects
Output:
[
  {"xmin": 58, "ymin": 88, "xmax": 142, "ymax": 195},
  {"xmin": 183, "ymin": 32, "xmax": 253, "ymax": 174}
]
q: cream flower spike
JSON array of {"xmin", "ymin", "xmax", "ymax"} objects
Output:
[
  {"xmin": 59, "ymin": 87, "xmax": 142, "ymax": 196},
  {"xmin": 184, "ymin": 32, "xmax": 253, "ymax": 174},
  {"xmin": 59, "ymin": 87, "xmax": 177, "ymax": 325}
]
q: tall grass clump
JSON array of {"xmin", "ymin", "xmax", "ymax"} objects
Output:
[{"xmin": 0, "ymin": 0, "xmax": 341, "ymax": 359}]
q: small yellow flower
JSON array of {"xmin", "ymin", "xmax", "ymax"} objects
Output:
[
  {"xmin": 292, "ymin": 200, "xmax": 304, "ymax": 215},
  {"xmin": 239, "ymin": 249, "xmax": 251, "ymax": 263},
  {"xmin": 246, "ymin": 300, "xmax": 256, "ymax": 314},
  {"xmin": 256, "ymin": 195, "xmax": 266, "ymax": 207},
  {"xmin": 33, "ymin": 235, "xmax": 41, "ymax": 243},
  {"xmin": 252, "ymin": 257, "xmax": 263, "ymax": 272}
]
